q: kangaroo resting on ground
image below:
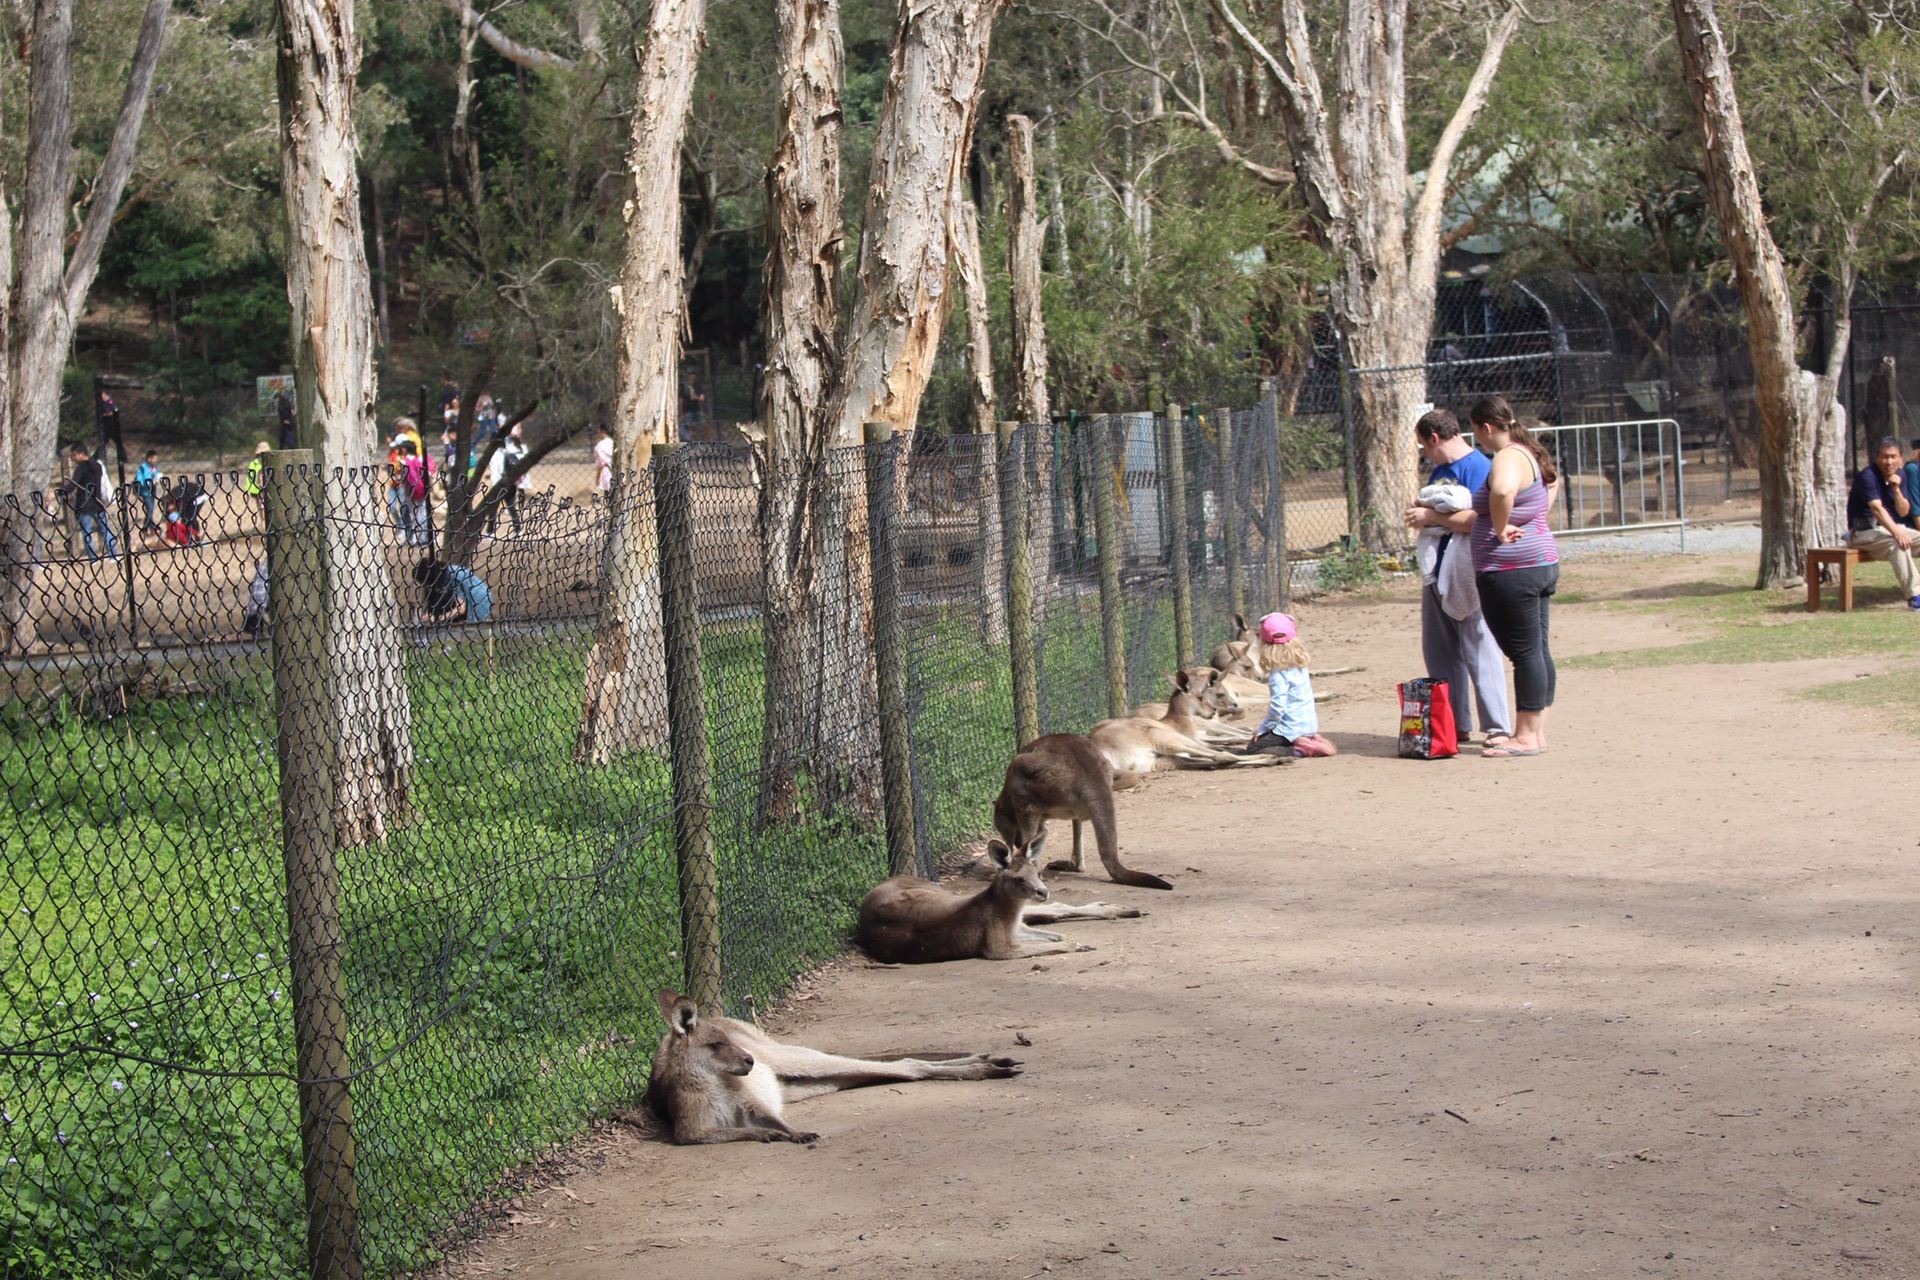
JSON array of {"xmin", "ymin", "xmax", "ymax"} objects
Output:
[
  {"xmin": 1089, "ymin": 677, "xmax": 1285, "ymax": 777},
  {"xmin": 993, "ymin": 734, "xmax": 1173, "ymax": 890},
  {"xmin": 1210, "ymin": 613, "xmax": 1262, "ymax": 682},
  {"xmin": 860, "ymin": 838, "xmax": 1136, "ymax": 961},
  {"xmin": 1132, "ymin": 667, "xmax": 1255, "ymax": 747},
  {"xmin": 644, "ymin": 988, "xmax": 1021, "ymax": 1144}
]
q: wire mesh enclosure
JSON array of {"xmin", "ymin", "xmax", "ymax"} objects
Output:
[{"xmin": 1, "ymin": 375, "xmax": 1684, "ymax": 1277}]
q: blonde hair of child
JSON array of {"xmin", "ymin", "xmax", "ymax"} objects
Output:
[{"xmin": 1260, "ymin": 638, "xmax": 1311, "ymax": 671}]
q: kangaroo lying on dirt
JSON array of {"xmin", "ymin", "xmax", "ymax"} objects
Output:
[
  {"xmin": 644, "ymin": 988, "xmax": 1022, "ymax": 1144},
  {"xmin": 1209, "ymin": 613, "xmax": 1263, "ymax": 682},
  {"xmin": 994, "ymin": 734, "xmax": 1173, "ymax": 889},
  {"xmin": 859, "ymin": 838, "xmax": 1136, "ymax": 961},
  {"xmin": 1132, "ymin": 667, "xmax": 1252, "ymax": 746},
  {"xmin": 1089, "ymin": 684, "xmax": 1285, "ymax": 779}
]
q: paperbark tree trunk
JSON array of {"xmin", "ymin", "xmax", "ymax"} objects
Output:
[
  {"xmin": 949, "ymin": 199, "xmax": 1004, "ymax": 642},
  {"xmin": 1210, "ymin": 0, "xmax": 1519, "ymax": 548},
  {"xmin": 277, "ymin": 0, "xmax": 416, "ymax": 844},
  {"xmin": 758, "ymin": 0, "xmax": 844, "ymax": 824},
  {"xmin": 1006, "ymin": 114, "xmax": 1050, "ymax": 426},
  {"xmin": 1808, "ymin": 265, "xmax": 1855, "ymax": 553},
  {"xmin": 577, "ymin": 0, "xmax": 708, "ymax": 763},
  {"xmin": 0, "ymin": 167, "xmax": 23, "ymax": 657},
  {"xmin": 953, "ymin": 199, "xmax": 996, "ymax": 437},
  {"xmin": 4, "ymin": 0, "xmax": 169, "ymax": 653},
  {"xmin": 1669, "ymin": 0, "xmax": 1813, "ymax": 588},
  {"xmin": 826, "ymin": 0, "xmax": 1002, "ymax": 444}
]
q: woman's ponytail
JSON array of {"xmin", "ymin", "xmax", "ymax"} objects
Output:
[{"xmin": 1469, "ymin": 395, "xmax": 1557, "ymax": 487}]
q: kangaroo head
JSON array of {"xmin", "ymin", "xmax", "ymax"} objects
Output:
[
  {"xmin": 656, "ymin": 988, "xmax": 754, "ymax": 1076},
  {"xmin": 985, "ymin": 838, "xmax": 1050, "ymax": 905},
  {"xmin": 1191, "ymin": 666, "xmax": 1241, "ymax": 717}
]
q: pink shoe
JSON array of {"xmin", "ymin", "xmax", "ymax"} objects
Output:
[{"xmin": 1291, "ymin": 734, "xmax": 1337, "ymax": 758}]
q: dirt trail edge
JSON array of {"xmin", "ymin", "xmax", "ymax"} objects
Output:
[{"xmin": 453, "ymin": 558, "xmax": 1918, "ymax": 1280}]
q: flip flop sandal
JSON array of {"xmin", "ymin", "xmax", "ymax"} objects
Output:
[{"xmin": 1482, "ymin": 745, "xmax": 1544, "ymax": 758}]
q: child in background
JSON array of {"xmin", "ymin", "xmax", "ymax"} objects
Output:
[
  {"xmin": 1246, "ymin": 611, "xmax": 1337, "ymax": 758},
  {"xmin": 135, "ymin": 450, "xmax": 163, "ymax": 533}
]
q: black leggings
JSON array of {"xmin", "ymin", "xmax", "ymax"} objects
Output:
[{"xmin": 1476, "ymin": 563, "xmax": 1558, "ymax": 713}]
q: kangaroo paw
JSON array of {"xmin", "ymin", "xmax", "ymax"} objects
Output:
[
  {"xmin": 1045, "ymin": 860, "xmax": 1081, "ymax": 874},
  {"xmin": 1075, "ymin": 943, "xmax": 1098, "ymax": 952}
]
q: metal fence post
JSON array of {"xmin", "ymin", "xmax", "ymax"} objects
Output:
[
  {"xmin": 1263, "ymin": 385, "xmax": 1290, "ymax": 610},
  {"xmin": 1216, "ymin": 406, "xmax": 1246, "ymax": 621},
  {"xmin": 998, "ymin": 421, "xmax": 1040, "ymax": 748},
  {"xmin": 653, "ymin": 443, "xmax": 723, "ymax": 1014},
  {"xmin": 865, "ymin": 423, "xmax": 916, "ymax": 876},
  {"xmin": 1162, "ymin": 411, "xmax": 1195, "ymax": 665},
  {"xmin": 1088, "ymin": 417, "xmax": 1129, "ymax": 719},
  {"xmin": 261, "ymin": 451, "xmax": 364, "ymax": 1280}
]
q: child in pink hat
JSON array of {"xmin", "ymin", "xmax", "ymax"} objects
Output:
[{"xmin": 1246, "ymin": 611, "xmax": 1336, "ymax": 757}]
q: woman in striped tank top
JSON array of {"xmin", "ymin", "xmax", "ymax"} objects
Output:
[{"xmin": 1467, "ymin": 396, "xmax": 1560, "ymax": 757}]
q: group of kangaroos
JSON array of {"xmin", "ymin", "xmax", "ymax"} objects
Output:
[{"xmin": 648, "ymin": 617, "xmax": 1295, "ymax": 1145}]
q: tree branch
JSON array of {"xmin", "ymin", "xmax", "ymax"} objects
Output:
[
  {"xmin": 61, "ymin": 0, "xmax": 168, "ymax": 321},
  {"xmin": 1407, "ymin": 3, "xmax": 1523, "ymax": 289},
  {"xmin": 442, "ymin": 0, "xmax": 575, "ymax": 71}
]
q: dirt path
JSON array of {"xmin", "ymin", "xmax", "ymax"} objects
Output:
[{"xmin": 453, "ymin": 555, "xmax": 1918, "ymax": 1280}]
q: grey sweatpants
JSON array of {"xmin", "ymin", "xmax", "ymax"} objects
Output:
[{"xmin": 1421, "ymin": 579, "xmax": 1513, "ymax": 738}]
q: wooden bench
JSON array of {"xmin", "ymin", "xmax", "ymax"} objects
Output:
[{"xmin": 1806, "ymin": 547, "xmax": 1866, "ymax": 612}]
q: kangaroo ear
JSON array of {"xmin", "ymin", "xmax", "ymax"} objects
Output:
[
  {"xmin": 1233, "ymin": 613, "xmax": 1246, "ymax": 631},
  {"xmin": 657, "ymin": 988, "xmax": 697, "ymax": 1034},
  {"xmin": 1173, "ymin": 669, "xmax": 1191, "ymax": 692},
  {"xmin": 986, "ymin": 838, "xmax": 1014, "ymax": 869}
]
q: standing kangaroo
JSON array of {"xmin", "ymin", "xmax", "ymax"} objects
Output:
[
  {"xmin": 993, "ymin": 734, "xmax": 1173, "ymax": 890},
  {"xmin": 859, "ymin": 838, "xmax": 1137, "ymax": 962},
  {"xmin": 645, "ymin": 988, "xmax": 1022, "ymax": 1144}
]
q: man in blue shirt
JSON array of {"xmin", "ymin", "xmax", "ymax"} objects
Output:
[
  {"xmin": 1404, "ymin": 408, "xmax": 1512, "ymax": 743},
  {"xmin": 1848, "ymin": 436, "xmax": 1920, "ymax": 608}
]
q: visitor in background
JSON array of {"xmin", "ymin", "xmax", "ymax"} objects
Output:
[
  {"xmin": 243, "ymin": 441, "xmax": 270, "ymax": 517},
  {"xmin": 400, "ymin": 442, "xmax": 431, "ymax": 546},
  {"xmin": 274, "ymin": 388, "xmax": 297, "ymax": 449},
  {"xmin": 242, "ymin": 559, "xmax": 270, "ymax": 637},
  {"xmin": 594, "ymin": 423, "xmax": 614, "ymax": 496},
  {"xmin": 60, "ymin": 442, "xmax": 117, "ymax": 560},
  {"xmin": 414, "ymin": 557, "xmax": 494, "ymax": 624},
  {"xmin": 387, "ymin": 429, "xmax": 411, "ymax": 537},
  {"xmin": 135, "ymin": 449, "xmax": 163, "ymax": 534}
]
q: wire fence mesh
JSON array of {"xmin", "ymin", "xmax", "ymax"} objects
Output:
[{"xmin": 4, "ymin": 376, "xmax": 1688, "ymax": 1278}]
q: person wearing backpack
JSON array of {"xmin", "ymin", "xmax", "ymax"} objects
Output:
[
  {"xmin": 60, "ymin": 442, "xmax": 118, "ymax": 560},
  {"xmin": 401, "ymin": 442, "xmax": 431, "ymax": 546}
]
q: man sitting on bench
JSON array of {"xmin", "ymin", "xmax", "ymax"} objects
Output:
[{"xmin": 1847, "ymin": 436, "xmax": 1920, "ymax": 610}]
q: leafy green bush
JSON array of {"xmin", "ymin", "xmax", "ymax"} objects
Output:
[{"xmin": 1313, "ymin": 540, "xmax": 1385, "ymax": 593}]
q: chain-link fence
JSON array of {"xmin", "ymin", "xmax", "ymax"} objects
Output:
[{"xmin": 3, "ymin": 380, "xmax": 1678, "ymax": 1278}]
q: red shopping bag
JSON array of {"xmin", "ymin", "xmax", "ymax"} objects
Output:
[{"xmin": 1397, "ymin": 678, "xmax": 1459, "ymax": 760}]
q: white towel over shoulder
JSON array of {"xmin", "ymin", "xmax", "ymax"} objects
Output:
[{"xmin": 1413, "ymin": 483, "xmax": 1481, "ymax": 621}]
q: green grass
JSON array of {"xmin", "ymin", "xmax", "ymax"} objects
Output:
[
  {"xmin": 1562, "ymin": 565, "xmax": 1920, "ymax": 669},
  {"xmin": 1803, "ymin": 666, "xmax": 1920, "ymax": 738},
  {"xmin": 0, "ymin": 551, "xmax": 1222, "ymax": 1279},
  {"xmin": 0, "ymin": 586, "xmax": 1109, "ymax": 1279}
]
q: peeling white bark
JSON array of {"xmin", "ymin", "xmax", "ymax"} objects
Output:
[
  {"xmin": 577, "ymin": 0, "xmax": 708, "ymax": 761},
  {"xmin": 277, "ymin": 0, "xmax": 416, "ymax": 842},
  {"xmin": 828, "ymin": 0, "xmax": 1004, "ymax": 443},
  {"xmin": 1006, "ymin": 114, "xmax": 1050, "ymax": 426}
]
